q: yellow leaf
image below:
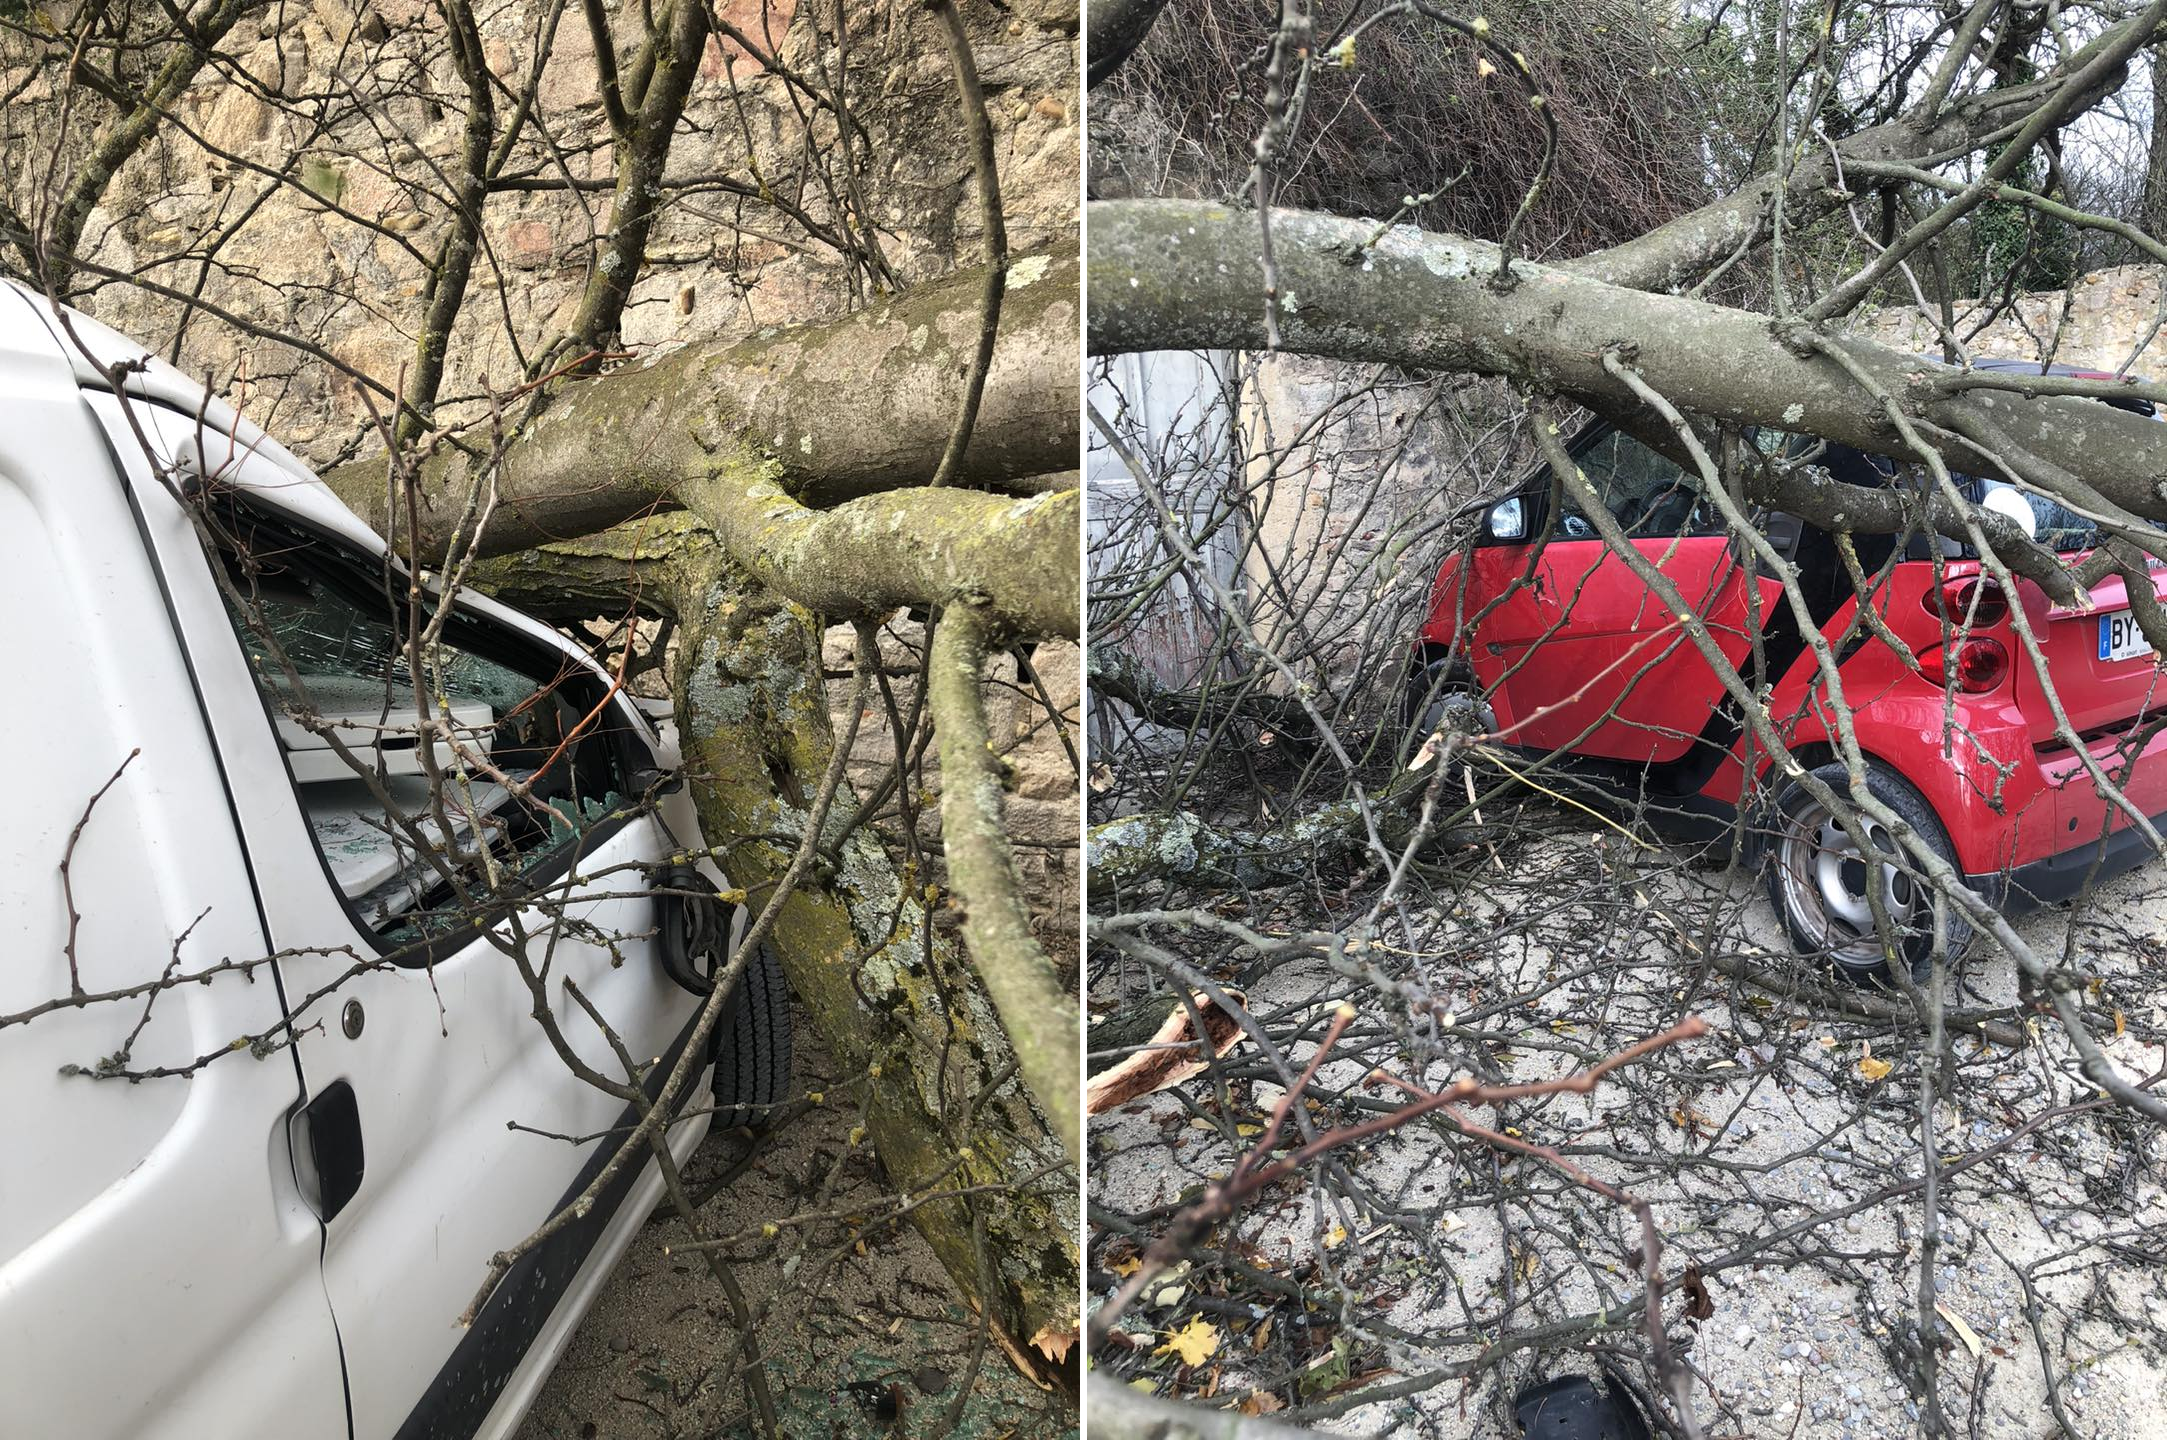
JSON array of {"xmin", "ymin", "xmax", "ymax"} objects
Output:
[
  {"xmin": 1235, "ymin": 1123, "xmax": 1264, "ymax": 1137},
  {"xmin": 1858, "ymin": 1042, "xmax": 1893, "ymax": 1084},
  {"xmin": 1323, "ymin": 1222, "xmax": 1348, "ymax": 1250},
  {"xmin": 1111, "ymin": 1256, "xmax": 1142, "ymax": 1278},
  {"xmin": 1144, "ymin": 1282, "xmax": 1187, "ymax": 1310},
  {"xmin": 1936, "ymin": 1303, "xmax": 1983, "ymax": 1359},
  {"xmin": 1250, "ymin": 1316, "xmax": 1274, "ymax": 1352},
  {"xmin": 1031, "ymin": 1323, "xmax": 1078, "ymax": 1365},
  {"xmin": 2115, "ymin": 1009, "xmax": 2127, "ymax": 1038},
  {"xmin": 1154, "ymin": 1317, "xmax": 1220, "ymax": 1367}
]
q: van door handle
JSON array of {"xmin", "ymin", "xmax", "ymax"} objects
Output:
[{"xmin": 294, "ymin": 1080, "xmax": 366, "ymax": 1222}]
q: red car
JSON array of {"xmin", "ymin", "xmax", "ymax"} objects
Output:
[{"xmin": 1413, "ymin": 372, "xmax": 2167, "ymax": 980}]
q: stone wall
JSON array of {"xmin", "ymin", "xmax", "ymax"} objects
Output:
[
  {"xmin": 1239, "ymin": 356, "xmax": 1511, "ymax": 693},
  {"xmin": 1851, "ymin": 265, "xmax": 2167, "ymax": 375},
  {"xmin": 825, "ymin": 624, "xmax": 1080, "ymax": 970},
  {"xmin": 2, "ymin": 0, "xmax": 1078, "ymax": 462}
]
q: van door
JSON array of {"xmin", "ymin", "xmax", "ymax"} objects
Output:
[
  {"xmin": 93, "ymin": 398, "xmax": 710, "ymax": 1440},
  {"xmin": 1494, "ymin": 427, "xmax": 1766, "ymax": 763},
  {"xmin": 0, "ymin": 362, "xmax": 347, "ymax": 1436}
]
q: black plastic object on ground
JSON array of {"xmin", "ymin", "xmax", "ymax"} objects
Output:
[{"xmin": 1514, "ymin": 1372, "xmax": 1651, "ymax": 1440}]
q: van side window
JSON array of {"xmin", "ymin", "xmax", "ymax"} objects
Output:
[
  {"xmin": 212, "ymin": 509, "xmax": 641, "ymax": 952},
  {"xmin": 1560, "ymin": 430, "xmax": 1713, "ymax": 540}
]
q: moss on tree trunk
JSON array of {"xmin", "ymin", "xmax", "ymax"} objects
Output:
[{"xmin": 665, "ymin": 558, "xmax": 1077, "ymax": 1356}]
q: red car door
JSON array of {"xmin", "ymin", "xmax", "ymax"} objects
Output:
[{"xmin": 1488, "ymin": 429, "xmax": 1768, "ymax": 763}]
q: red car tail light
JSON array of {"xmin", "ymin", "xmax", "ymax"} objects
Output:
[
  {"xmin": 1921, "ymin": 577, "xmax": 2009, "ymax": 627},
  {"xmin": 1917, "ymin": 636, "xmax": 2009, "ymax": 693}
]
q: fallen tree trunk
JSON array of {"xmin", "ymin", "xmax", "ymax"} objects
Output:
[
  {"xmin": 667, "ymin": 557, "xmax": 1078, "ymax": 1358},
  {"xmin": 1087, "ymin": 764, "xmax": 1459, "ymax": 893},
  {"xmin": 325, "ymin": 246, "xmax": 1080, "ymax": 562},
  {"xmin": 1088, "ymin": 200, "xmax": 2167, "ymax": 538},
  {"xmin": 475, "ymin": 527, "xmax": 1081, "ymax": 1358}
]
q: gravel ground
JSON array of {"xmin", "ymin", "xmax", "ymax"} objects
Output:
[
  {"xmin": 517, "ymin": 1008, "xmax": 1076, "ymax": 1440},
  {"xmin": 1088, "ymin": 827, "xmax": 2167, "ymax": 1439}
]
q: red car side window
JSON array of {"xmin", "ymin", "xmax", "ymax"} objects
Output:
[{"xmin": 1561, "ymin": 430, "xmax": 1714, "ymax": 540}]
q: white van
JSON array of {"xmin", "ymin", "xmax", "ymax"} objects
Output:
[{"xmin": 0, "ymin": 279, "xmax": 789, "ymax": 1438}]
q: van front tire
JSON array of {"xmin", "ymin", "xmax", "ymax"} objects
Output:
[{"xmin": 711, "ymin": 942, "xmax": 793, "ymax": 1128}]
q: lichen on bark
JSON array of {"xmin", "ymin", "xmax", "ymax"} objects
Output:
[{"xmin": 662, "ymin": 555, "xmax": 1079, "ymax": 1354}]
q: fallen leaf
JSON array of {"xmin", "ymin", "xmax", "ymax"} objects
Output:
[
  {"xmin": 1935, "ymin": 1303, "xmax": 1983, "ymax": 1359},
  {"xmin": 1144, "ymin": 1282, "xmax": 1188, "ymax": 1310},
  {"xmin": 1251, "ymin": 1317, "xmax": 1274, "ymax": 1352},
  {"xmin": 1155, "ymin": 1317, "xmax": 1220, "ymax": 1367},
  {"xmin": 1323, "ymin": 1222, "xmax": 1348, "ymax": 1250},
  {"xmin": 1031, "ymin": 1324, "xmax": 1077, "ymax": 1366},
  {"xmin": 1298, "ymin": 1338, "xmax": 1353, "ymax": 1398},
  {"xmin": 1085, "ymin": 990, "xmax": 1249, "ymax": 1114},
  {"xmin": 1859, "ymin": 1041, "xmax": 1893, "ymax": 1083},
  {"xmin": 1239, "ymin": 1391, "xmax": 1285, "ymax": 1416},
  {"xmin": 1678, "ymin": 1264, "xmax": 1715, "ymax": 1321},
  {"xmin": 1110, "ymin": 1256, "xmax": 1142, "ymax": 1278}
]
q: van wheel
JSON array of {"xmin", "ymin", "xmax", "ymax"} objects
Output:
[
  {"xmin": 1764, "ymin": 760, "xmax": 1972, "ymax": 983},
  {"xmin": 711, "ymin": 942, "xmax": 793, "ymax": 1129}
]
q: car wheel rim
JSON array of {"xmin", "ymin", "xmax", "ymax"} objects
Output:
[
  {"xmin": 1411, "ymin": 667, "xmax": 1494, "ymax": 748},
  {"xmin": 1775, "ymin": 799, "xmax": 1915, "ymax": 968}
]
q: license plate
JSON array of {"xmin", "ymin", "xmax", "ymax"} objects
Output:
[{"xmin": 2099, "ymin": 610, "xmax": 2155, "ymax": 663}]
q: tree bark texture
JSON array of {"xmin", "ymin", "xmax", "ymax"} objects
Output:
[
  {"xmin": 1089, "ymin": 200, "xmax": 2167, "ymax": 531},
  {"xmin": 663, "ymin": 557, "xmax": 1079, "ymax": 1355},
  {"xmin": 325, "ymin": 245, "xmax": 1079, "ymax": 562}
]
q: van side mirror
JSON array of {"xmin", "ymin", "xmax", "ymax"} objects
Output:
[
  {"xmin": 1488, "ymin": 496, "xmax": 1528, "ymax": 541},
  {"xmin": 630, "ymin": 766, "xmax": 686, "ymax": 797}
]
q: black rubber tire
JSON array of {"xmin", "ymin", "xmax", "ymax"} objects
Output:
[
  {"xmin": 1403, "ymin": 656, "xmax": 1491, "ymax": 762},
  {"xmin": 711, "ymin": 942, "xmax": 793, "ymax": 1129},
  {"xmin": 1763, "ymin": 760, "xmax": 1972, "ymax": 984}
]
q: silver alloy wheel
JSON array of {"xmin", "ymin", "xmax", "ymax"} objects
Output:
[{"xmin": 1773, "ymin": 798, "xmax": 1918, "ymax": 968}]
